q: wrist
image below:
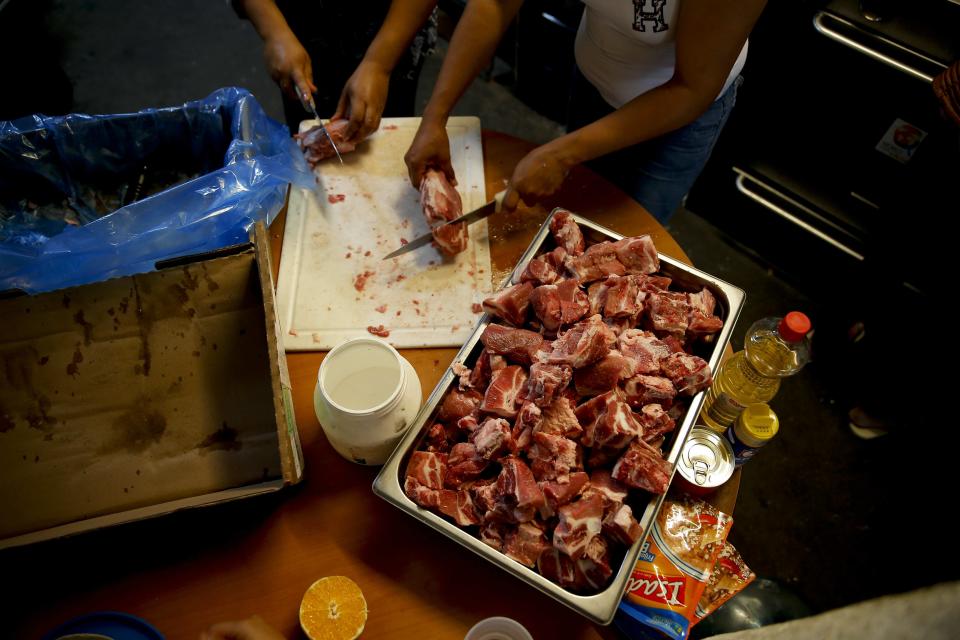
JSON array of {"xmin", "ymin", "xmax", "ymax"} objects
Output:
[
  {"xmin": 547, "ymin": 134, "xmax": 584, "ymax": 171},
  {"xmin": 421, "ymin": 106, "xmax": 450, "ymax": 128}
]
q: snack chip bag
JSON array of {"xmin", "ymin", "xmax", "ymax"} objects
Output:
[
  {"xmin": 693, "ymin": 541, "xmax": 755, "ymax": 624},
  {"xmin": 616, "ymin": 497, "xmax": 732, "ymax": 640}
]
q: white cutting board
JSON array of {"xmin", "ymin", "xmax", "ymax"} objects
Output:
[{"xmin": 277, "ymin": 116, "xmax": 491, "ymax": 350}]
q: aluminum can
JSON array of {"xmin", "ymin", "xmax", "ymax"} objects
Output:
[{"xmin": 675, "ymin": 427, "xmax": 735, "ymax": 495}]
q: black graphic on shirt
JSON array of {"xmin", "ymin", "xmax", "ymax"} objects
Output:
[{"xmin": 632, "ymin": 0, "xmax": 669, "ymax": 33}]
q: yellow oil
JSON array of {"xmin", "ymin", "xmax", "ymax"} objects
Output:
[{"xmin": 700, "ymin": 333, "xmax": 800, "ymax": 432}]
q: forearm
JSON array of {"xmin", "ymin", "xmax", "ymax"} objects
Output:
[
  {"xmin": 363, "ymin": 0, "xmax": 438, "ymax": 73},
  {"xmin": 239, "ymin": 0, "xmax": 295, "ymax": 43},
  {"xmin": 556, "ymin": 82, "xmax": 714, "ymax": 167},
  {"xmin": 422, "ymin": 0, "xmax": 523, "ymax": 123}
]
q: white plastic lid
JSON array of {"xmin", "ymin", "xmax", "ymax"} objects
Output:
[{"xmin": 464, "ymin": 617, "xmax": 534, "ymax": 640}]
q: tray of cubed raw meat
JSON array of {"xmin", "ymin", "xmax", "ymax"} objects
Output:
[{"xmin": 373, "ymin": 209, "xmax": 745, "ymax": 625}]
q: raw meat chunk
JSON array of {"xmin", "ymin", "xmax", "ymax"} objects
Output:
[
  {"xmin": 648, "ymin": 292, "xmax": 691, "ymax": 334},
  {"xmin": 577, "ymin": 536, "xmax": 614, "ymax": 590},
  {"xmin": 636, "ymin": 403, "xmax": 676, "ymax": 442},
  {"xmin": 479, "ymin": 324, "xmax": 544, "ymax": 366},
  {"xmin": 495, "ymin": 456, "xmax": 546, "ymax": 519},
  {"xmin": 553, "ymin": 494, "xmax": 604, "ymax": 560},
  {"xmin": 538, "ymin": 547, "xmax": 581, "ymax": 589},
  {"xmin": 688, "ymin": 288, "xmax": 724, "ymax": 335},
  {"xmin": 618, "ymin": 329, "xmax": 672, "ymax": 376},
  {"xmin": 574, "ymin": 350, "xmax": 631, "ymax": 396},
  {"xmin": 520, "ymin": 246, "xmax": 567, "ymax": 285},
  {"xmin": 420, "ymin": 168, "xmax": 468, "ymax": 256},
  {"xmin": 480, "ymin": 365, "xmax": 528, "ymax": 418},
  {"xmin": 452, "ymin": 361, "xmax": 472, "ymax": 390},
  {"xmin": 512, "ymin": 402, "xmax": 542, "ymax": 450},
  {"xmin": 503, "ymin": 522, "xmax": 551, "ymax": 567},
  {"xmin": 522, "ymin": 362, "xmax": 573, "ymax": 408},
  {"xmin": 537, "ymin": 396, "xmax": 583, "ymax": 439},
  {"xmin": 564, "ymin": 242, "xmax": 627, "ymax": 283},
  {"xmin": 660, "ymin": 352, "xmax": 713, "ymax": 396},
  {"xmin": 582, "ymin": 469, "xmax": 630, "ymax": 516},
  {"xmin": 480, "ymin": 520, "xmax": 510, "ymax": 551},
  {"xmin": 528, "ymin": 431, "xmax": 580, "ymax": 482},
  {"xmin": 539, "ymin": 471, "xmax": 590, "ymax": 517},
  {"xmin": 294, "ymin": 119, "xmax": 358, "ymax": 167},
  {"xmin": 469, "ymin": 417, "xmax": 515, "ymax": 460},
  {"xmin": 612, "ymin": 439, "xmax": 672, "ymax": 494},
  {"xmin": 482, "ymin": 282, "xmax": 534, "ymax": 327},
  {"xmin": 406, "ymin": 451, "xmax": 447, "ymax": 490},
  {"xmin": 437, "ymin": 489, "xmax": 482, "ymax": 526},
  {"xmin": 550, "ymin": 209, "xmax": 586, "ymax": 256},
  {"xmin": 587, "ymin": 280, "xmax": 610, "ymax": 316},
  {"xmin": 445, "ymin": 442, "xmax": 489, "ymax": 487},
  {"xmin": 530, "ymin": 279, "xmax": 590, "ymax": 332},
  {"xmin": 581, "ymin": 391, "xmax": 643, "ymax": 450},
  {"xmin": 623, "ymin": 374, "xmax": 677, "ymax": 409},
  {"xmin": 543, "ymin": 315, "xmax": 617, "ymax": 368},
  {"xmin": 603, "ymin": 503, "xmax": 643, "ymax": 546},
  {"xmin": 613, "ymin": 235, "xmax": 659, "ymax": 275},
  {"xmin": 603, "ymin": 275, "xmax": 642, "ymax": 319},
  {"xmin": 436, "ymin": 388, "xmax": 482, "ymax": 422}
]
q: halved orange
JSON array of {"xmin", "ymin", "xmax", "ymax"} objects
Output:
[{"xmin": 299, "ymin": 575, "xmax": 368, "ymax": 640}]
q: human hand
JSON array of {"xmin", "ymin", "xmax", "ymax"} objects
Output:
[
  {"xmin": 332, "ymin": 60, "xmax": 390, "ymax": 143},
  {"xmin": 263, "ymin": 32, "xmax": 316, "ymax": 102},
  {"xmin": 200, "ymin": 615, "xmax": 286, "ymax": 640},
  {"xmin": 405, "ymin": 118, "xmax": 456, "ymax": 188},
  {"xmin": 501, "ymin": 141, "xmax": 574, "ymax": 212}
]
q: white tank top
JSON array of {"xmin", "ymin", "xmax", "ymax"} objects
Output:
[{"xmin": 575, "ymin": 0, "xmax": 748, "ymax": 108}]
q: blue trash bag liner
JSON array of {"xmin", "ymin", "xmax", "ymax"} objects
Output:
[{"xmin": 0, "ymin": 87, "xmax": 314, "ymax": 294}]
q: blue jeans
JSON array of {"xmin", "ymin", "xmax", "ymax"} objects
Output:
[{"xmin": 567, "ymin": 66, "xmax": 740, "ymax": 223}]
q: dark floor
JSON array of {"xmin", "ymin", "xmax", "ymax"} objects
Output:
[{"xmin": 8, "ymin": 0, "xmax": 958, "ymax": 629}]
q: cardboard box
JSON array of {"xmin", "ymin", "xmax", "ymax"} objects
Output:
[{"xmin": 0, "ymin": 223, "xmax": 303, "ymax": 548}]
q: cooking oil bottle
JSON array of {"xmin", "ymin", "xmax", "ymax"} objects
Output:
[{"xmin": 700, "ymin": 312, "xmax": 811, "ymax": 433}]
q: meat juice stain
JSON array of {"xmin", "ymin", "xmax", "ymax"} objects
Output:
[
  {"xmin": 196, "ymin": 421, "xmax": 242, "ymax": 454},
  {"xmin": 101, "ymin": 404, "xmax": 167, "ymax": 454},
  {"xmin": 73, "ymin": 310, "xmax": 94, "ymax": 345},
  {"xmin": 199, "ymin": 263, "xmax": 220, "ymax": 292},
  {"xmin": 66, "ymin": 343, "xmax": 83, "ymax": 377},
  {"xmin": 131, "ymin": 277, "xmax": 153, "ymax": 376}
]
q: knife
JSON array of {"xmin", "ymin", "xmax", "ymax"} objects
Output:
[
  {"xmin": 298, "ymin": 87, "xmax": 344, "ymax": 165},
  {"xmin": 382, "ymin": 189, "xmax": 507, "ymax": 260}
]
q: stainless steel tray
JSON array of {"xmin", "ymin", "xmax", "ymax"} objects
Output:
[{"xmin": 373, "ymin": 209, "xmax": 745, "ymax": 625}]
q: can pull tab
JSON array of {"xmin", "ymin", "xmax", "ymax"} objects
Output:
[{"xmin": 693, "ymin": 460, "xmax": 709, "ymax": 485}]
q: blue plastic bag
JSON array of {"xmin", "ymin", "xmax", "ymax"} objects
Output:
[{"xmin": 0, "ymin": 87, "xmax": 313, "ymax": 294}]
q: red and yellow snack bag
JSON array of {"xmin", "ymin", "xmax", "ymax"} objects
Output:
[
  {"xmin": 692, "ymin": 541, "xmax": 755, "ymax": 625},
  {"xmin": 616, "ymin": 497, "xmax": 732, "ymax": 639}
]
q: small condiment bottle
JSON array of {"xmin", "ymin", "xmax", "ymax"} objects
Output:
[{"xmin": 725, "ymin": 403, "xmax": 779, "ymax": 466}]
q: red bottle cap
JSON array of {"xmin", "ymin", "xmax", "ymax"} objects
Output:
[{"xmin": 778, "ymin": 312, "xmax": 811, "ymax": 343}]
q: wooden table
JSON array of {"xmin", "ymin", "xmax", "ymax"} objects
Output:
[{"xmin": 7, "ymin": 131, "xmax": 738, "ymax": 640}]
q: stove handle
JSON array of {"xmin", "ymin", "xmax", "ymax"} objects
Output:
[
  {"xmin": 813, "ymin": 11, "xmax": 944, "ymax": 83},
  {"xmin": 734, "ymin": 172, "xmax": 865, "ymax": 261}
]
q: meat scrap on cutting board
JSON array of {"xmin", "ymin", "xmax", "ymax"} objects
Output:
[
  {"xmin": 404, "ymin": 212, "xmax": 724, "ymax": 594},
  {"xmin": 420, "ymin": 169, "xmax": 468, "ymax": 256},
  {"xmin": 294, "ymin": 119, "xmax": 358, "ymax": 168}
]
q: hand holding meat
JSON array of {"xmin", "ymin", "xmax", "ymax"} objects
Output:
[
  {"xmin": 405, "ymin": 118, "xmax": 457, "ymax": 188},
  {"xmin": 333, "ymin": 60, "xmax": 391, "ymax": 143},
  {"xmin": 295, "ymin": 120, "xmax": 358, "ymax": 168},
  {"xmin": 502, "ymin": 140, "xmax": 574, "ymax": 212}
]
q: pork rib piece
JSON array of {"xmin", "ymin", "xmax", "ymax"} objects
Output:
[
  {"xmin": 406, "ymin": 451, "xmax": 447, "ymax": 490},
  {"xmin": 565, "ymin": 242, "xmax": 627, "ymax": 283},
  {"xmin": 528, "ymin": 431, "xmax": 580, "ymax": 482},
  {"xmin": 469, "ymin": 417, "xmax": 515, "ymax": 460},
  {"xmin": 660, "ymin": 352, "xmax": 713, "ymax": 396},
  {"xmin": 581, "ymin": 391, "xmax": 644, "ymax": 450},
  {"xmin": 543, "ymin": 315, "xmax": 617, "ymax": 368},
  {"xmin": 503, "ymin": 522, "xmax": 551, "ymax": 568},
  {"xmin": 294, "ymin": 119, "xmax": 358, "ymax": 168},
  {"xmin": 480, "ymin": 323, "xmax": 543, "ymax": 366},
  {"xmin": 537, "ymin": 396, "xmax": 583, "ymax": 439},
  {"xmin": 603, "ymin": 503, "xmax": 643, "ymax": 546},
  {"xmin": 582, "ymin": 469, "xmax": 629, "ymax": 516},
  {"xmin": 623, "ymin": 374, "xmax": 677, "ymax": 409},
  {"xmin": 437, "ymin": 489, "xmax": 482, "ymax": 526},
  {"xmin": 603, "ymin": 275, "xmax": 642, "ymax": 319},
  {"xmin": 522, "ymin": 362, "xmax": 573, "ymax": 408},
  {"xmin": 482, "ymin": 282, "xmax": 534, "ymax": 327},
  {"xmin": 492, "ymin": 456, "xmax": 545, "ymax": 523},
  {"xmin": 530, "ymin": 279, "xmax": 590, "ymax": 333},
  {"xmin": 618, "ymin": 329, "xmax": 673, "ymax": 376},
  {"xmin": 613, "ymin": 235, "xmax": 659, "ymax": 275},
  {"xmin": 574, "ymin": 350, "xmax": 632, "ymax": 396},
  {"xmin": 612, "ymin": 438, "xmax": 672, "ymax": 494},
  {"xmin": 636, "ymin": 403, "xmax": 676, "ymax": 442},
  {"xmin": 553, "ymin": 493, "xmax": 604, "ymax": 560},
  {"xmin": 480, "ymin": 365, "xmax": 528, "ymax": 418},
  {"xmin": 420, "ymin": 168, "xmax": 468, "ymax": 256},
  {"xmin": 687, "ymin": 288, "xmax": 725, "ymax": 335},
  {"xmin": 539, "ymin": 471, "xmax": 590, "ymax": 518},
  {"xmin": 520, "ymin": 246, "xmax": 567, "ymax": 285},
  {"xmin": 512, "ymin": 401, "xmax": 542, "ymax": 451},
  {"xmin": 436, "ymin": 388, "xmax": 482, "ymax": 422},
  {"xmin": 445, "ymin": 442, "xmax": 489, "ymax": 487},
  {"xmin": 550, "ymin": 209, "xmax": 586, "ymax": 256},
  {"xmin": 648, "ymin": 291, "xmax": 691, "ymax": 334}
]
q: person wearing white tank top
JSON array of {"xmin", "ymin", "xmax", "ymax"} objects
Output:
[{"xmin": 406, "ymin": 0, "xmax": 766, "ymax": 222}]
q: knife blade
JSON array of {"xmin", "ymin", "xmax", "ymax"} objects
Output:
[
  {"xmin": 298, "ymin": 88, "xmax": 344, "ymax": 165},
  {"xmin": 382, "ymin": 189, "xmax": 507, "ymax": 260}
]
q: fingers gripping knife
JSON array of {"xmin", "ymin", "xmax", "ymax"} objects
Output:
[{"xmin": 297, "ymin": 87, "xmax": 343, "ymax": 165}]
